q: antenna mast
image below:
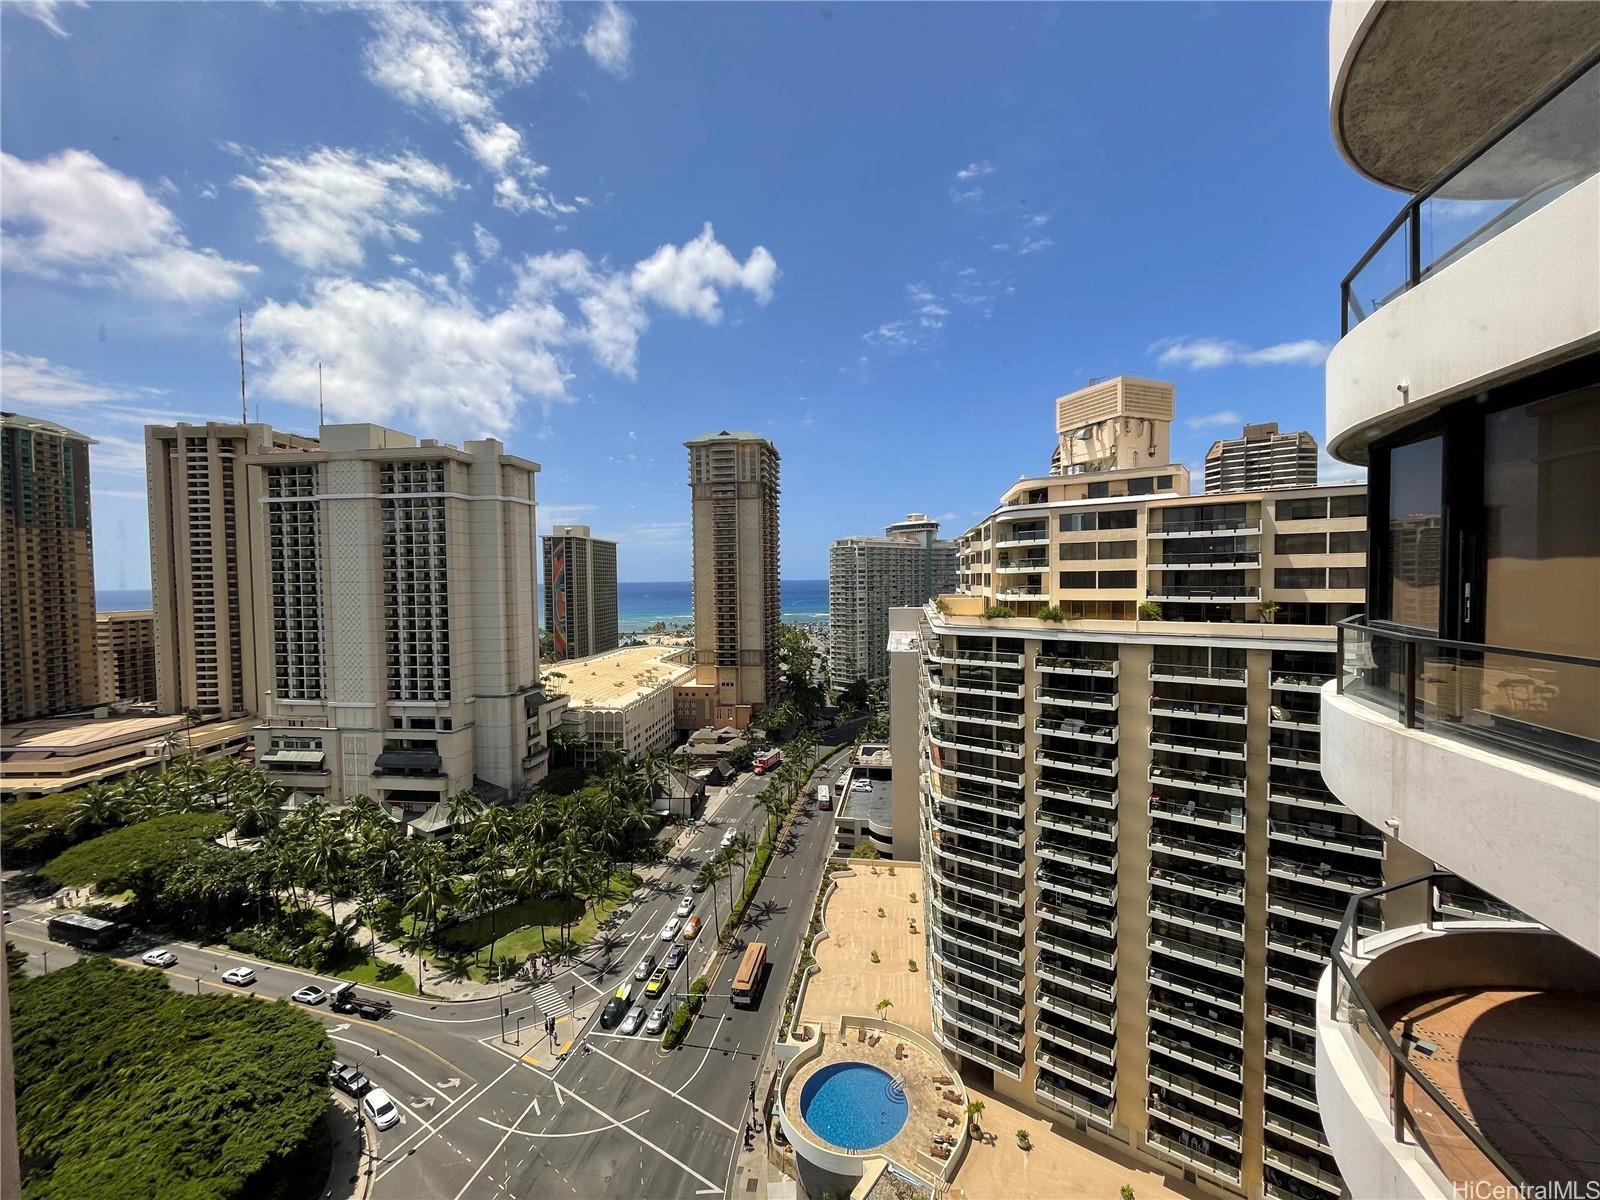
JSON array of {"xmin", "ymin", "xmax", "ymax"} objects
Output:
[
  {"xmin": 318, "ymin": 361, "xmax": 325, "ymax": 426},
  {"xmin": 238, "ymin": 309, "xmax": 247, "ymax": 424}
]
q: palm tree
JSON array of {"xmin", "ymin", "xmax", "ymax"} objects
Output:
[
  {"xmin": 715, "ymin": 846, "xmax": 739, "ymax": 917},
  {"xmin": 726, "ymin": 832, "xmax": 755, "ymax": 886},
  {"xmin": 182, "ymin": 706, "xmax": 203, "ymax": 750},
  {"xmin": 67, "ymin": 782, "xmax": 123, "ymax": 838},
  {"xmin": 695, "ymin": 860, "xmax": 728, "ymax": 936},
  {"xmin": 471, "ymin": 803, "xmax": 515, "ymax": 862},
  {"xmin": 397, "ymin": 925, "xmax": 433, "ymax": 996},
  {"xmin": 756, "ymin": 789, "xmax": 788, "ymax": 842},
  {"xmin": 542, "ymin": 828, "xmax": 598, "ymax": 954},
  {"xmin": 456, "ymin": 869, "xmax": 503, "ymax": 968},
  {"xmin": 636, "ymin": 749, "xmax": 671, "ymax": 803},
  {"xmin": 445, "ymin": 788, "xmax": 485, "ymax": 832},
  {"xmin": 875, "ymin": 997, "xmax": 894, "ymax": 1019},
  {"xmin": 305, "ymin": 819, "xmax": 350, "ymax": 929}
]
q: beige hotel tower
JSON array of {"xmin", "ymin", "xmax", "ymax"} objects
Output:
[
  {"xmin": 891, "ymin": 376, "xmax": 1382, "ymax": 1200},
  {"xmin": 676, "ymin": 430, "xmax": 780, "ymax": 730}
]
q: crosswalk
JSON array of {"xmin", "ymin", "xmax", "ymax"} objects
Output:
[{"xmin": 530, "ymin": 982, "xmax": 572, "ymax": 1018}]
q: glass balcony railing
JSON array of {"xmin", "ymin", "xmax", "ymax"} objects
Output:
[
  {"xmin": 1341, "ymin": 54, "xmax": 1600, "ymax": 335},
  {"xmin": 1337, "ymin": 616, "xmax": 1599, "ymax": 782}
]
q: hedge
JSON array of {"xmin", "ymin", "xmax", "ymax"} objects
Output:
[
  {"xmin": 40, "ymin": 812, "xmax": 230, "ymax": 896},
  {"xmin": 661, "ymin": 976, "xmax": 709, "ymax": 1050},
  {"xmin": 11, "ymin": 957, "xmax": 333, "ymax": 1200}
]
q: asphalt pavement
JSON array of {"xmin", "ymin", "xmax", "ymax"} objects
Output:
[{"xmin": 4, "ymin": 729, "xmax": 859, "ymax": 1200}]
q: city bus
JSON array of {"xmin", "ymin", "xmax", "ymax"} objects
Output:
[
  {"xmin": 816, "ymin": 784, "xmax": 832, "ymax": 811},
  {"xmin": 46, "ymin": 912, "xmax": 124, "ymax": 951},
  {"xmin": 752, "ymin": 749, "xmax": 783, "ymax": 775},
  {"xmin": 730, "ymin": 941, "xmax": 768, "ymax": 1008}
]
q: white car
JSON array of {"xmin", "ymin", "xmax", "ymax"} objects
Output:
[
  {"xmin": 221, "ymin": 966, "xmax": 255, "ymax": 986},
  {"xmin": 658, "ymin": 917, "xmax": 683, "ymax": 942},
  {"xmin": 363, "ymin": 1087, "xmax": 401, "ymax": 1131},
  {"xmin": 720, "ymin": 829, "xmax": 738, "ymax": 849},
  {"xmin": 291, "ymin": 985, "xmax": 328, "ymax": 1005},
  {"xmin": 619, "ymin": 1004, "xmax": 647, "ymax": 1036},
  {"xmin": 141, "ymin": 949, "xmax": 178, "ymax": 969},
  {"xmin": 644, "ymin": 1004, "xmax": 670, "ymax": 1035},
  {"xmin": 675, "ymin": 896, "xmax": 694, "ymax": 918}
]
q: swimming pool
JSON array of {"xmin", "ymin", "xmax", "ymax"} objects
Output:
[{"xmin": 799, "ymin": 1061, "xmax": 909, "ymax": 1151}]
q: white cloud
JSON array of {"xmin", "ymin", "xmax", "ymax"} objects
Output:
[
  {"xmin": 12, "ymin": 0, "xmax": 85, "ymax": 37},
  {"xmin": 955, "ymin": 160, "xmax": 995, "ymax": 181},
  {"xmin": 247, "ymin": 224, "xmax": 778, "ymax": 434},
  {"xmin": 1016, "ymin": 235, "xmax": 1053, "ymax": 256},
  {"xmin": 360, "ymin": 2, "xmax": 578, "ymax": 219},
  {"xmin": 538, "ymin": 502, "xmax": 597, "ymax": 532},
  {"xmin": 625, "ymin": 520, "xmax": 690, "ymax": 547},
  {"xmin": 1152, "ymin": 336, "xmax": 1331, "ymax": 370},
  {"xmin": 518, "ymin": 223, "xmax": 777, "ymax": 376},
  {"xmin": 583, "ymin": 2, "xmax": 634, "ymax": 77},
  {"xmin": 1186, "ymin": 409, "xmax": 1243, "ymax": 431},
  {"xmin": 473, "ymin": 222, "xmax": 501, "ymax": 260},
  {"xmin": 1319, "ymin": 445, "xmax": 1366, "ymax": 485},
  {"xmin": 0, "ymin": 351, "xmax": 157, "ymax": 409},
  {"xmin": 232, "ymin": 147, "xmax": 460, "ymax": 271},
  {"xmin": 1, "ymin": 149, "xmax": 256, "ymax": 303}
]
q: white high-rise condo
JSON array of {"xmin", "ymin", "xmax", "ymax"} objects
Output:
[
  {"xmin": 891, "ymin": 375, "xmax": 1386, "ymax": 1200},
  {"xmin": 247, "ymin": 423, "xmax": 567, "ymax": 835},
  {"xmin": 1314, "ymin": 5, "xmax": 1600, "ymax": 1200},
  {"xmin": 830, "ymin": 514, "xmax": 958, "ymax": 687}
]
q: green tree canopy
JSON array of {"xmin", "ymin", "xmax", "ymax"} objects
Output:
[
  {"xmin": 40, "ymin": 811, "xmax": 230, "ymax": 898},
  {"xmin": 11, "ymin": 958, "xmax": 333, "ymax": 1200}
]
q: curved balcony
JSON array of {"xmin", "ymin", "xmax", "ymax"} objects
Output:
[
  {"xmin": 927, "ymin": 696, "xmax": 1025, "ymax": 729},
  {"xmin": 926, "ymin": 645, "xmax": 1025, "ymax": 669},
  {"xmin": 928, "ymin": 728, "xmax": 1024, "ymax": 759},
  {"xmin": 1149, "ymin": 932, "xmax": 1244, "ymax": 978},
  {"xmin": 1328, "ymin": 2, "xmax": 1599, "ymax": 191},
  {"xmin": 1329, "ymin": 52, "xmax": 1600, "ymax": 462},
  {"xmin": 1325, "ymin": 619, "xmax": 1600, "ymax": 954},
  {"xmin": 929, "ymin": 757, "xmax": 1024, "ymax": 791},
  {"xmin": 1316, "ymin": 872, "xmax": 1600, "ymax": 1200},
  {"xmin": 1033, "ymin": 778, "xmax": 1116, "ymax": 809},
  {"xmin": 929, "ymin": 887, "xmax": 1024, "ymax": 937}
]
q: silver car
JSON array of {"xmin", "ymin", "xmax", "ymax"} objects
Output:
[
  {"xmin": 643, "ymin": 1004, "xmax": 670, "ymax": 1035},
  {"xmin": 619, "ymin": 1004, "xmax": 647, "ymax": 1036}
]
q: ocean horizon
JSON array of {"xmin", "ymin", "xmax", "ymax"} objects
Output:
[{"xmin": 95, "ymin": 578, "xmax": 830, "ymax": 634}]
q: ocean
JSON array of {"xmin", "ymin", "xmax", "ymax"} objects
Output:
[{"xmin": 94, "ymin": 579, "xmax": 831, "ymax": 633}]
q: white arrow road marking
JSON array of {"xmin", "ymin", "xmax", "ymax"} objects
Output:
[
  {"xmin": 450, "ymin": 1094, "xmax": 541, "ymax": 1200},
  {"xmin": 439, "ymin": 1077, "xmax": 463, "ymax": 1088},
  {"xmin": 329, "ymin": 1023, "xmax": 351, "ymax": 1033},
  {"xmin": 373, "ymin": 1060, "xmax": 518, "ymax": 1184},
  {"xmin": 412, "ymin": 1096, "xmax": 437, "ymax": 1110},
  {"xmin": 329, "ymin": 1035, "xmax": 461, "ymax": 1101}
]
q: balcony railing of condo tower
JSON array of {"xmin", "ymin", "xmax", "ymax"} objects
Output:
[{"xmin": 1341, "ymin": 53, "xmax": 1600, "ymax": 335}]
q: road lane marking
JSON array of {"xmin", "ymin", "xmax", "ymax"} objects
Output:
[
  {"xmin": 588, "ymin": 1045, "xmax": 736, "ymax": 1132},
  {"xmin": 550, "ymin": 1082, "xmax": 722, "ymax": 1191},
  {"xmin": 474, "ymin": 1108, "xmax": 648, "ymax": 1137},
  {"xmin": 449, "ymin": 1093, "xmax": 541, "ymax": 1200},
  {"xmin": 373, "ymin": 1059, "xmax": 521, "ymax": 1183},
  {"xmin": 329, "ymin": 1034, "xmax": 461, "ymax": 1102}
]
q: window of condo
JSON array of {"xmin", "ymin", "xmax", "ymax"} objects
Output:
[
  {"xmin": 1382, "ymin": 435, "xmax": 1444, "ymax": 632},
  {"xmin": 1329, "ymin": 494, "xmax": 1367, "ymax": 519},
  {"xmin": 1060, "ymin": 571, "xmax": 1096, "ymax": 588},
  {"xmin": 1099, "ymin": 509, "xmax": 1137, "ymax": 530},
  {"xmin": 1086, "ymin": 481, "xmax": 1110, "ymax": 499},
  {"xmin": 1328, "ymin": 567, "xmax": 1368, "ymax": 589},
  {"xmin": 1328, "ymin": 531, "xmax": 1368, "ymax": 555},
  {"xmin": 1276, "ymin": 533, "xmax": 1327, "ymax": 555},
  {"xmin": 1097, "ymin": 570, "xmax": 1137, "ymax": 589},
  {"xmin": 1060, "ymin": 543, "xmax": 1096, "ymax": 561},
  {"xmin": 1276, "ymin": 568, "xmax": 1327, "ymax": 589},
  {"xmin": 1059, "ymin": 512, "xmax": 1098, "ymax": 533},
  {"xmin": 1097, "ymin": 541, "xmax": 1137, "ymax": 559},
  {"xmin": 1276, "ymin": 497, "xmax": 1329, "ymax": 521}
]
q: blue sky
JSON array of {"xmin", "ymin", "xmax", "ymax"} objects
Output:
[{"xmin": 2, "ymin": 1, "xmax": 1388, "ymax": 587}]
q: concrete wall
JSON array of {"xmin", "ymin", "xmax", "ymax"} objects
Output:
[{"xmin": 1321, "ymin": 683, "xmax": 1600, "ymax": 955}]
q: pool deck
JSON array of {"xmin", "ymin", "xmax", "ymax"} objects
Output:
[
  {"xmin": 798, "ymin": 863, "xmax": 931, "ymax": 1040},
  {"xmin": 783, "ymin": 1026, "xmax": 960, "ymax": 1178}
]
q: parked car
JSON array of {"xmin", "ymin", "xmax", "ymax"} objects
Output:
[
  {"xmin": 221, "ymin": 966, "xmax": 255, "ymax": 986},
  {"xmin": 633, "ymin": 954, "xmax": 656, "ymax": 981},
  {"xmin": 141, "ymin": 949, "xmax": 178, "ymax": 968},
  {"xmin": 363, "ymin": 1088, "xmax": 401, "ymax": 1131},
  {"xmin": 658, "ymin": 917, "xmax": 683, "ymax": 942},
  {"xmin": 679, "ymin": 915, "xmax": 702, "ymax": 941},
  {"xmin": 619, "ymin": 1004, "xmax": 647, "ymax": 1036},
  {"xmin": 644, "ymin": 1004, "xmax": 670, "ymax": 1035},
  {"xmin": 291, "ymin": 984, "xmax": 328, "ymax": 1005},
  {"xmin": 329, "ymin": 1063, "xmax": 372, "ymax": 1098},
  {"xmin": 675, "ymin": 895, "xmax": 694, "ymax": 918},
  {"xmin": 664, "ymin": 944, "xmax": 687, "ymax": 971}
]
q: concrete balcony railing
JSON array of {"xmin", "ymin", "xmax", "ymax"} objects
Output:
[{"xmin": 1317, "ymin": 871, "xmax": 1600, "ymax": 1200}]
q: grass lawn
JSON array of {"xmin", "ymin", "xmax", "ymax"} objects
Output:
[
  {"xmin": 436, "ymin": 870, "xmax": 638, "ymax": 982},
  {"xmin": 332, "ymin": 956, "xmax": 419, "ymax": 996}
]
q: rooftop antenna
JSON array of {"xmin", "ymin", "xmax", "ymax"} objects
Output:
[
  {"xmin": 318, "ymin": 360, "xmax": 325, "ymax": 426},
  {"xmin": 237, "ymin": 309, "xmax": 247, "ymax": 424}
]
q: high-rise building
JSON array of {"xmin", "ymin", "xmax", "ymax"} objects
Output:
[
  {"xmin": 542, "ymin": 524, "xmax": 619, "ymax": 660},
  {"xmin": 679, "ymin": 430, "xmax": 780, "ymax": 729},
  {"xmin": 145, "ymin": 421, "xmax": 317, "ymax": 718},
  {"xmin": 247, "ymin": 423, "xmax": 566, "ymax": 833},
  {"xmin": 1, "ymin": 412, "xmax": 99, "ymax": 723},
  {"xmin": 1204, "ymin": 423, "xmax": 1318, "ymax": 494},
  {"xmin": 96, "ymin": 610, "xmax": 157, "ymax": 705},
  {"xmin": 892, "ymin": 386, "xmax": 1383, "ymax": 1199},
  {"xmin": 1313, "ymin": 8, "xmax": 1600, "ymax": 1200},
  {"xmin": 829, "ymin": 513, "xmax": 958, "ymax": 687}
]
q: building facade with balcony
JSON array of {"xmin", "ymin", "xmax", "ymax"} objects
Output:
[
  {"xmin": 541, "ymin": 523, "xmax": 619, "ymax": 661},
  {"xmin": 681, "ymin": 430, "xmax": 780, "ymax": 728},
  {"xmin": 244, "ymin": 423, "xmax": 565, "ymax": 834},
  {"xmin": 96, "ymin": 609, "xmax": 157, "ymax": 706},
  {"xmin": 2, "ymin": 413, "xmax": 100, "ymax": 724},
  {"xmin": 1313, "ymin": 5, "xmax": 1600, "ymax": 1200},
  {"xmin": 829, "ymin": 513, "xmax": 958, "ymax": 687},
  {"xmin": 894, "ymin": 384, "xmax": 1389, "ymax": 1200},
  {"xmin": 1203, "ymin": 424, "xmax": 1319, "ymax": 495}
]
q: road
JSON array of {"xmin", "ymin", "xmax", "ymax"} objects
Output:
[{"xmin": 5, "ymin": 729, "xmax": 858, "ymax": 1200}]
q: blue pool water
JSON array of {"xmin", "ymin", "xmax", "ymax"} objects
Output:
[{"xmin": 799, "ymin": 1062, "xmax": 908, "ymax": 1151}]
